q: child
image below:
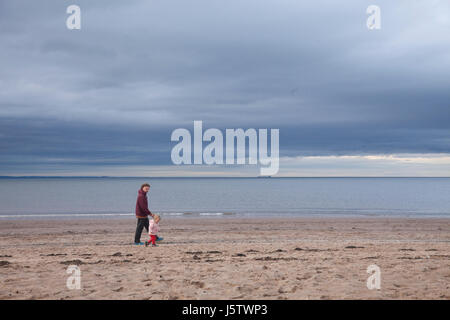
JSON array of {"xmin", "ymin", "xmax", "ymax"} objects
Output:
[{"xmin": 145, "ymin": 214, "xmax": 161, "ymax": 247}]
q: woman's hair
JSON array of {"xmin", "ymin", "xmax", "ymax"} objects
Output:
[{"xmin": 140, "ymin": 183, "xmax": 150, "ymax": 190}]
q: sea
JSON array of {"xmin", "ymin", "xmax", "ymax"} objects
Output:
[{"xmin": 0, "ymin": 177, "xmax": 449, "ymax": 219}]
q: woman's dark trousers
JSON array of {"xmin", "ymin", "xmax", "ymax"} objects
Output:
[{"xmin": 134, "ymin": 217, "xmax": 149, "ymax": 243}]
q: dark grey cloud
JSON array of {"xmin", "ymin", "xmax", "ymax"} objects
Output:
[{"xmin": 0, "ymin": 0, "xmax": 449, "ymax": 174}]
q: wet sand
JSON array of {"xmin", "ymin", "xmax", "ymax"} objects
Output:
[{"xmin": 0, "ymin": 217, "xmax": 449, "ymax": 299}]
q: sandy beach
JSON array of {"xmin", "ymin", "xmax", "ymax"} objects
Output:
[{"xmin": 0, "ymin": 217, "xmax": 449, "ymax": 300}]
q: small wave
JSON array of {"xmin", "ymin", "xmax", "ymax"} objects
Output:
[
  {"xmin": 162, "ymin": 212, "xmax": 234, "ymax": 216},
  {"xmin": 160, "ymin": 212, "xmax": 185, "ymax": 216},
  {"xmin": 0, "ymin": 213, "xmax": 134, "ymax": 219},
  {"xmin": 199, "ymin": 212, "xmax": 225, "ymax": 216}
]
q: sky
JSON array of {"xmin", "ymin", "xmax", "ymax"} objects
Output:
[{"xmin": 0, "ymin": 0, "xmax": 449, "ymax": 176}]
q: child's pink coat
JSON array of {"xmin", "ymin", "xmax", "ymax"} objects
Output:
[{"xmin": 149, "ymin": 219, "xmax": 160, "ymax": 235}]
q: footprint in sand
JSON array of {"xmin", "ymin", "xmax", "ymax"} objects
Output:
[
  {"xmin": 190, "ymin": 281, "xmax": 205, "ymax": 288},
  {"xmin": 186, "ymin": 251, "xmax": 203, "ymax": 255},
  {"xmin": 0, "ymin": 261, "xmax": 11, "ymax": 267},
  {"xmin": 60, "ymin": 259, "xmax": 84, "ymax": 265}
]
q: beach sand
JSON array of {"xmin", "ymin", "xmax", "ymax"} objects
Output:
[{"xmin": 0, "ymin": 217, "xmax": 449, "ymax": 300}]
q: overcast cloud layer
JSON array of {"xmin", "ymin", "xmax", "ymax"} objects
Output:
[{"xmin": 0, "ymin": 0, "xmax": 449, "ymax": 176}]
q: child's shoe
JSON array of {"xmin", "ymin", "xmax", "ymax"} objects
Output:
[
  {"xmin": 152, "ymin": 244, "xmax": 158, "ymax": 247},
  {"xmin": 145, "ymin": 241, "xmax": 149, "ymax": 247}
]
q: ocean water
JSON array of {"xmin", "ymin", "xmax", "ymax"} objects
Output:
[{"xmin": 0, "ymin": 177, "xmax": 449, "ymax": 219}]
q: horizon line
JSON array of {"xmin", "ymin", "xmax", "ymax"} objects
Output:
[{"xmin": 1, "ymin": 176, "xmax": 450, "ymax": 179}]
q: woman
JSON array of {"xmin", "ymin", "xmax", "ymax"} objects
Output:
[{"xmin": 134, "ymin": 183, "xmax": 162, "ymax": 245}]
